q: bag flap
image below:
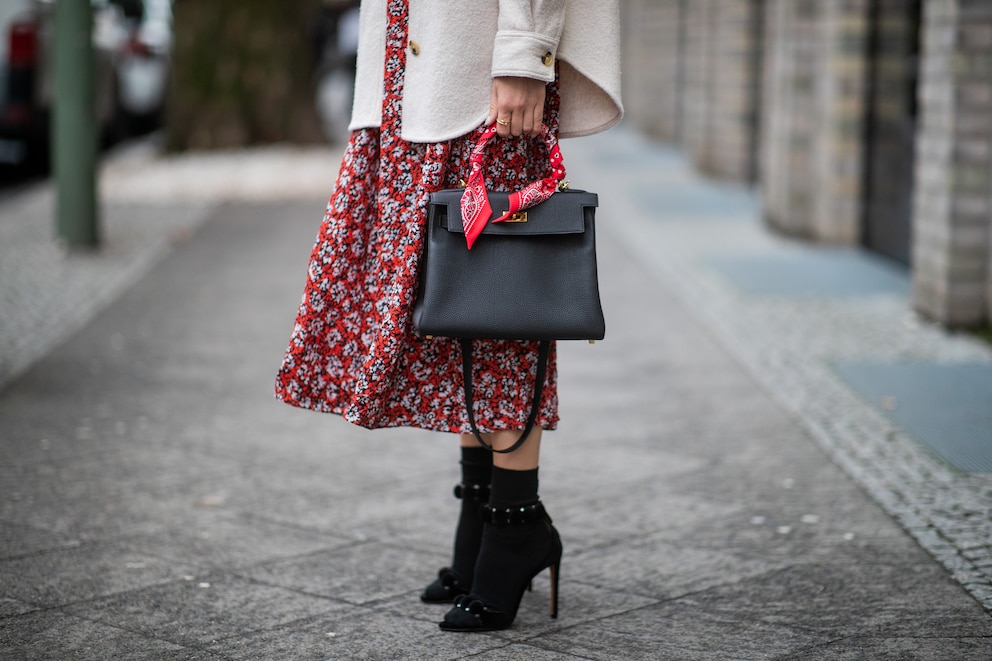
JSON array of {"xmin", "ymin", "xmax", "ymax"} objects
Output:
[{"xmin": 430, "ymin": 188, "xmax": 598, "ymax": 236}]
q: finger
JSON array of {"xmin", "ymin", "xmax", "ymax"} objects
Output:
[
  {"xmin": 486, "ymin": 85, "xmax": 499, "ymax": 126},
  {"xmin": 495, "ymin": 113, "xmax": 511, "ymax": 137},
  {"xmin": 511, "ymin": 110, "xmax": 524, "ymax": 137},
  {"xmin": 496, "ymin": 106, "xmax": 514, "ymax": 137},
  {"xmin": 530, "ymin": 88, "xmax": 546, "ymax": 135},
  {"xmin": 522, "ymin": 105, "xmax": 537, "ymax": 136}
]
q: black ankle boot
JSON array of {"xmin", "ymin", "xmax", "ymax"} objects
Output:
[
  {"xmin": 439, "ymin": 500, "xmax": 562, "ymax": 631},
  {"xmin": 440, "ymin": 467, "xmax": 562, "ymax": 632},
  {"xmin": 421, "ymin": 448, "xmax": 492, "ymax": 603}
]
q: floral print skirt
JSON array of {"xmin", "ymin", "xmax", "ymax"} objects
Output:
[{"xmin": 273, "ymin": 0, "xmax": 559, "ymax": 434}]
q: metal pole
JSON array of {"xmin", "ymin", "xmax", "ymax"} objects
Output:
[{"xmin": 54, "ymin": 0, "xmax": 99, "ymax": 248}]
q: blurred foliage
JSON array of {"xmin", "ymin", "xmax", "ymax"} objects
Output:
[{"xmin": 166, "ymin": 0, "xmax": 324, "ymax": 151}]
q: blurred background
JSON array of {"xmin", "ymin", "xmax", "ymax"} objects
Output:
[
  {"xmin": 1, "ymin": 0, "xmax": 175, "ymax": 174},
  {"xmin": 0, "ymin": 0, "xmax": 358, "ymax": 174},
  {"xmin": 621, "ymin": 0, "xmax": 990, "ymax": 333},
  {"xmin": 1, "ymin": 0, "xmax": 990, "ymax": 332}
]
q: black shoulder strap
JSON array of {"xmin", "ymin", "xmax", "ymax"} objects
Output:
[{"xmin": 459, "ymin": 338, "xmax": 551, "ymax": 454}]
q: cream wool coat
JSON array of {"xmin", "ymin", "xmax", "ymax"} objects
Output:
[{"xmin": 349, "ymin": 0, "xmax": 623, "ymax": 142}]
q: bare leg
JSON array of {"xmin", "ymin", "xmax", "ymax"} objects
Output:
[{"xmin": 460, "ymin": 429, "xmax": 542, "ymax": 470}]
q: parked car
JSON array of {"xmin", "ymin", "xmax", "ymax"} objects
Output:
[{"xmin": 0, "ymin": 0, "xmax": 171, "ymax": 174}]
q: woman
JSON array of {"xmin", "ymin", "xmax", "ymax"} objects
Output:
[{"xmin": 275, "ymin": 0, "xmax": 621, "ymax": 632}]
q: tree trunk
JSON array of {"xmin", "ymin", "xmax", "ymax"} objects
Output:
[{"xmin": 165, "ymin": 0, "xmax": 325, "ymax": 151}]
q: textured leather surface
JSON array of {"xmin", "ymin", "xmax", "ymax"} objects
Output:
[
  {"xmin": 413, "ymin": 189, "xmax": 606, "ymax": 340},
  {"xmin": 436, "ymin": 188, "xmax": 598, "ymax": 235}
]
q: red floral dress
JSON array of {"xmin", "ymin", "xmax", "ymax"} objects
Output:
[{"xmin": 274, "ymin": 0, "xmax": 559, "ymax": 434}]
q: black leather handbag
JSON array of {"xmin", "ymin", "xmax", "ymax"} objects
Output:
[{"xmin": 413, "ymin": 126, "xmax": 604, "ymax": 452}]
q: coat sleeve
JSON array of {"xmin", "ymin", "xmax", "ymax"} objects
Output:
[{"xmin": 492, "ymin": 0, "xmax": 566, "ymax": 82}]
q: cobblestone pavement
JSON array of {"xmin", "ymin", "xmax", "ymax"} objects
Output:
[{"xmin": 569, "ymin": 127, "xmax": 992, "ymax": 611}]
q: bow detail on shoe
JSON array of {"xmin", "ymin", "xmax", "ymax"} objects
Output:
[
  {"xmin": 441, "ymin": 593, "xmax": 514, "ymax": 631},
  {"xmin": 421, "ymin": 567, "xmax": 470, "ymax": 604},
  {"xmin": 453, "ymin": 595, "xmax": 492, "ymax": 616},
  {"xmin": 438, "ymin": 568, "xmax": 463, "ymax": 592}
]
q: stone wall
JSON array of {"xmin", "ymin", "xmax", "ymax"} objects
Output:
[
  {"xmin": 694, "ymin": 0, "xmax": 764, "ymax": 182},
  {"xmin": 619, "ymin": 0, "xmax": 763, "ymax": 182},
  {"xmin": 618, "ymin": 0, "xmax": 992, "ymax": 327},
  {"xmin": 679, "ymin": 0, "xmax": 716, "ymax": 170},
  {"xmin": 760, "ymin": 0, "xmax": 871, "ymax": 243},
  {"xmin": 620, "ymin": 0, "xmax": 683, "ymax": 141},
  {"xmin": 861, "ymin": 0, "xmax": 921, "ymax": 266},
  {"xmin": 912, "ymin": 0, "xmax": 992, "ymax": 326}
]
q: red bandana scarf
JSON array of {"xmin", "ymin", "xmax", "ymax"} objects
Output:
[{"xmin": 460, "ymin": 124, "xmax": 566, "ymax": 250}]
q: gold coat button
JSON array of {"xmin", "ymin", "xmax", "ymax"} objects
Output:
[
  {"xmin": 542, "ymin": 51, "xmax": 554, "ymax": 66},
  {"xmin": 410, "ymin": 40, "xmax": 420, "ymax": 56}
]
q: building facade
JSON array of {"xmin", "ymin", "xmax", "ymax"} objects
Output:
[{"xmin": 621, "ymin": 0, "xmax": 992, "ymax": 328}]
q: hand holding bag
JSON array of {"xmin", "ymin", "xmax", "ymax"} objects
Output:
[{"xmin": 413, "ymin": 125, "xmax": 604, "ymax": 452}]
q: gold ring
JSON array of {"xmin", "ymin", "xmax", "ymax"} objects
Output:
[{"xmin": 496, "ymin": 118, "xmax": 509, "ymax": 126}]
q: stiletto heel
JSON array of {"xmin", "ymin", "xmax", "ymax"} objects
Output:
[
  {"xmin": 440, "ymin": 500, "xmax": 562, "ymax": 632},
  {"xmin": 549, "ymin": 560, "xmax": 559, "ymax": 619}
]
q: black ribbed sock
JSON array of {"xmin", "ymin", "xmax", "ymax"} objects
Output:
[
  {"xmin": 459, "ymin": 447, "xmax": 493, "ymax": 488},
  {"xmin": 489, "ymin": 466, "xmax": 539, "ymax": 509},
  {"xmin": 449, "ymin": 447, "xmax": 493, "ymax": 580}
]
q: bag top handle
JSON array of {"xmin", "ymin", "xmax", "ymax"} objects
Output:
[{"xmin": 460, "ymin": 124, "xmax": 567, "ymax": 250}]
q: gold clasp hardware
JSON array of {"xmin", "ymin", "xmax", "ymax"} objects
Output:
[
  {"xmin": 459, "ymin": 179, "xmax": 467, "ymax": 188},
  {"xmin": 558, "ymin": 180, "xmax": 571, "ymax": 191},
  {"xmin": 502, "ymin": 211, "xmax": 528, "ymax": 223},
  {"xmin": 588, "ymin": 340, "xmax": 596, "ymax": 345}
]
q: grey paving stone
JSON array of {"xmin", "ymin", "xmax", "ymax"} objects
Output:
[
  {"xmin": 0, "ymin": 520, "xmax": 75, "ymax": 560},
  {"xmin": 207, "ymin": 609, "xmax": 503, "ymax": 660},
  {"xmin": 64, "ymin": 573, "xmax": 348, "ymax": 648},
  {"xmin": 218, "ymin": 470, "xmax": 455, "ymax": 550},
  {"xmin": 0, "ymin": 444, "xmax": 226, "ymax": 510},
  {"xmin": 568, "ymin": 536, "xmax": 778, "ymax": 602},
  {"xmin": 491, "ymin": 582, "xmax": 659, "ymax": 643},
  {"xmin": 374, "ymin": 575, "xmax": 659, "ymax": 640},
  {"xmin": 466, "ymin": 643, "xmax": 590, "ymax": 660},
  {"xmin": 784, "ymin": 638, "xmax": 992, "ymax": 660},
  {"xmin": 123, "ymin": 509, "xmax": 355, "ymax": 570},
  {"xmin": 0, "ymin": 609, "xmax": 195, "ymax": 660},
  {"xmin": 550, "ymin": 486, "xmax": 744, "ymax": 554},
  {"xmin": 0, "ymin": 596, "xmax": 37, "ymax": 618},
  {"xmin": 235, "ymin": 541, "xmax": 438, "ymax": 607},
  {"xmin": 534, "ymin": 600, "xmax": 823, "ymax": 660},
  {"xmin": 0, "ymin": 540, "xmax": 197, "ymax": 608},
  {"xmin": 0, "ymin": 458, "xmax": 236, "ymax": 542},
  {"xmin": 679, "ymin": 563, "xmax": 992, "ymax": 639}
]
